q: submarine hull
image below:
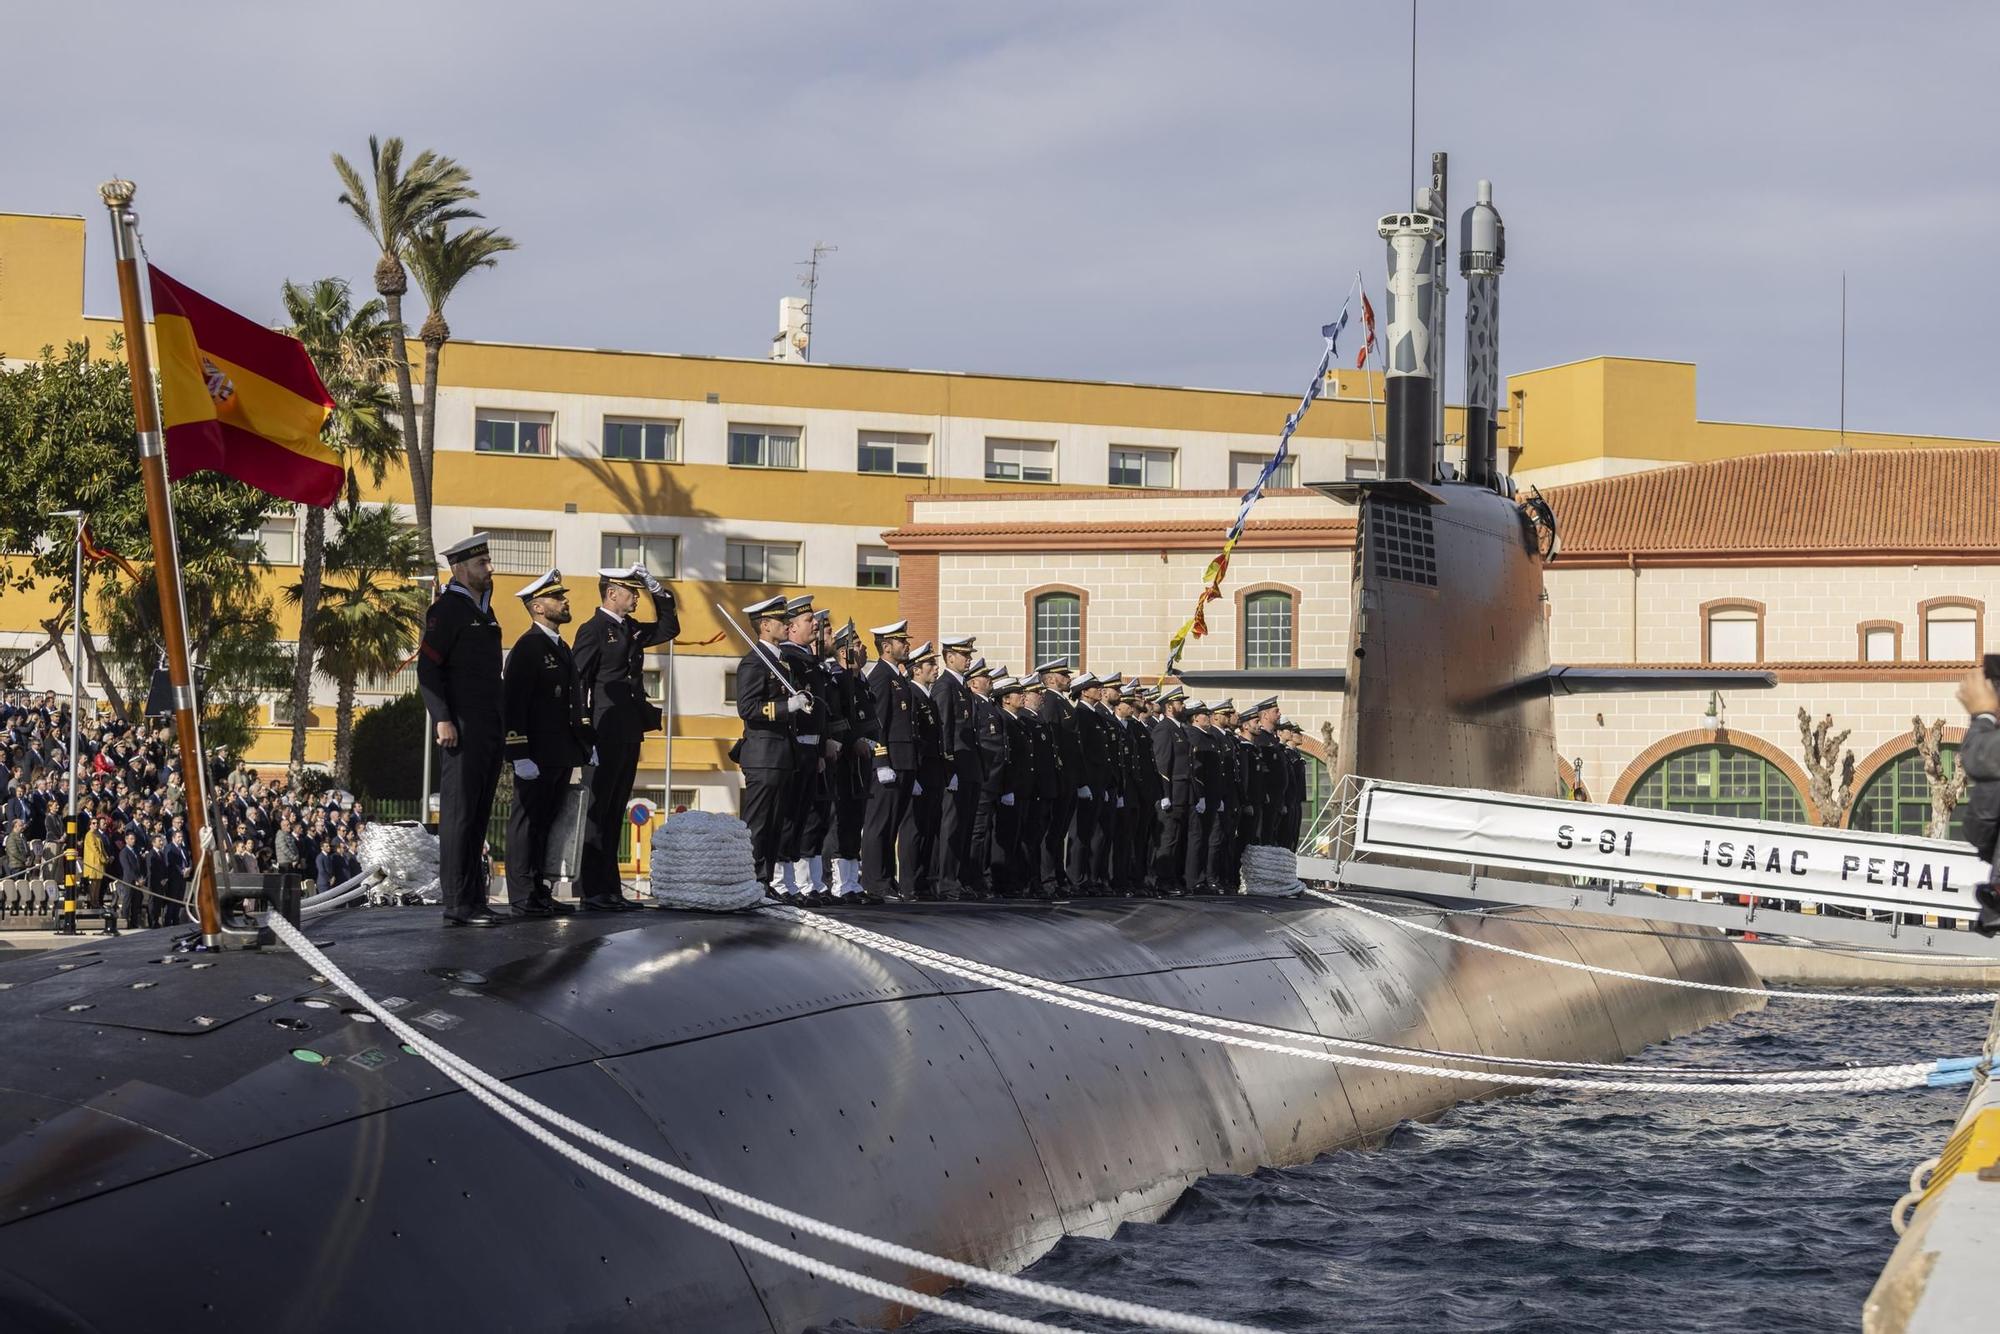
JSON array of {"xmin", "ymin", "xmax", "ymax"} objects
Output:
[{"xmin": 0, "ymin": 896, "xmax": 1759, "ymax": 1333}]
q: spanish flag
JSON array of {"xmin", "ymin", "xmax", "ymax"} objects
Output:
[{"xmin": 150, "ymin": 268, "xmax": 341, "ymax": 507}]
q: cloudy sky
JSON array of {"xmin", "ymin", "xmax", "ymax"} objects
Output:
[{"xmin": 8, "ymin": 2, "xmax": 1996, "ymax": 439}]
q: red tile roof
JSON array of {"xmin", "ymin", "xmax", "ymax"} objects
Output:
[{"xmin": 1550, "ymin": 448, "xmax": 2000, "ymax": 558}]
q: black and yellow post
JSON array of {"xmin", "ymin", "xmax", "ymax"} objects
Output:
[{"xmin": 55, "ymin": 814, "xmax": 78, "ymax": 935}]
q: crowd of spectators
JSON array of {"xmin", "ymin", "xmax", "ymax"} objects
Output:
[{"xmin": 0, "ymin": 691, "xmax": 370, "ymax": 929}]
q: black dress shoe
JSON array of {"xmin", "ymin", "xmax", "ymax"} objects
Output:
[
  {"xmin": 516, "ymin": 902, "xmax": 557, "ymax": 918},
  {"xmin": 578, "ymin": 895, "xmax": 636, "ymax": 912},
  {"xmin": 544, "ymin": 900, "xmax": 577, "ymax": 915},
  {"xmin": 443, "ymin": 908, "xmax": 504, "ymax": 928}
]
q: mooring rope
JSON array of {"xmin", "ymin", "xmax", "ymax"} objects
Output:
[
  {"xmin": 1310, "ymin": 890, "xmax": 2000, "ymax": 1004},
  {"xmin": 262, "ymin": 913, "xmax": 1272, "ymax": 1334},
  {"xmin": 772, "ymin": 906, "xmax": 1985, "ymax": 1094}
]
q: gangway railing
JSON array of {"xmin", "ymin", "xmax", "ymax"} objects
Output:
[{"xmin": 1296, "ymin": 776, "xmax": 2000, "ymax": 961}]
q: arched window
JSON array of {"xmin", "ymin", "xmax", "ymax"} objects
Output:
[
  {"xmin": 1030, "ymin": 589, "xmax": 1083, "ymax": 670},
  {"xmin": 1850, "ymin": 747, "xmax": 1965, "ymax": 841},
  {"xmin": 1920, "ymin": 598, "xmax": 1982, "ymax": 662},
  {"xmin": 1627, "ymin": 745, "xmax": 1807, "ymax": 823},
  {"xmin": 1701, "ymin": 599, "xmax": 1763, "ymax": 664},
  {"xmin": 1242, "ymin": 589, "xmax": 1295, "ymax": 668}
]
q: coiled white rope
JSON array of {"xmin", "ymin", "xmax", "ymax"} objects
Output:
[
  {"xmin": 261, "ymin": 913, "xmax": 1269, "ymax": 1334},
  {"xmin": 1309, "ymin": 890, "xmax": 2000, "ymax": 1005},
  {"xmin": 766, "ymin": 906, "xmax": 1955, "ymax": 1083},
  {"xmin": 772, "ymin": 906, "xmax": 1976, "ymax": 1095}
]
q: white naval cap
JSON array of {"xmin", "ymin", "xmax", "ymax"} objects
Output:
[
  {"xmin": 743, "ymin": 595, "xmax": 789, "ymax": 620},
  {"xmin": 869, "ymin": 619, "xmax": 910, "ymax": 640},
  {"xmin": 441, "ymin": 532, "xmax": 491, "ymax": 565},
  {"xmin": 515, "ymin": 568, "xmax": 568, "ymax": 602}
]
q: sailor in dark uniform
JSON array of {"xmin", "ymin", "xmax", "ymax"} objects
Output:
[
  {"xmin": 776, "ymin": 596, "xmax": 832, "ymax": 900},
  {"xmin": 1212, "ymin": 700, "xmax": 1249, "ymax": 889},
  {"xmin": 1276, "ymin": 720, "xmax": 1309, "ymax": 849},
  {"xmin": 860, "ymin": 621, "xmax": 916, "ymax": 898},
  {"xmin": 1248, "ymin": 697, "xmax": 1287, "ymax": 853},
  {"xmin": 1033, "ymin": 660, "xmax": 1080, "ymax": 896},
  {"xmin": 502, "ymin": 569, "xmax": 590, "ymax": 917},
  {"xmin": 735, "ymin": 596, "xmax": 808, "ymax": 890},
  {"xmin": 821, "ymin": 620, "xmax": 877, "ymax": 903},
  {"xmin": 1184, "ymin": 700, "xmax": 1223, "ymax": 894},
  {"xmin": 898, "ymin": 642, "xmax": 949, "ymax": 899},
  {"xmin": 1017, "ymin": 679, "xmax": 1059, "ymax": 899},
  {"xmin": 572, "ymin": 563, "xmax": 679, "ymax": 909},
  {"xmin": 1150, "ymin": 686, "xmax": 1195, "ymax": 896},
  {"xmin": 991, "ymin": 675, "xmax": 1035, "ymax": 896},
  {"xmin": 418, "ymin": 533, "xmax": 507, "ymax": 927},
  {"xmin": 962, "ymin": 660, "xmax": 1004, "ymax": 899},
  {"xmin": 933, "ymin": 636, "xmax": 981, "ymax": 899}
]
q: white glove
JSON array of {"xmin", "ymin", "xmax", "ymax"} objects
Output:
[
  {"xmin": 511, "ymin": 758, "xmax": 540, "ymax": 781},
  {"xmin": 913, "ymin": 780, "xmax": 924, "ymax": 797},
  {"xmin": 947, "ymin": 774, "xmax": 959, "ymax": 793},
  {"xmin": 875, "ymin": 766, "xmax": 896, "ymax": 785},
  {"xmin": 1078, "ymin": 785, "xmax": 1092, "ymax": 800},
  {"xmin": 1157, "ymin": 797, "xmax": 1170, "ymax": 811},
  {"xmin": 1196, "ymin": 797, "xmax": 1207, "ymax": 814},
  {"xmin": 1116, "ymin": 795, "xmax": 1126, "ymax": 810},
  {"xmin": 786, "ymin": 691, "xmax": 812, "ymax": 714},
  {"xmin": 588, "ymin": 747, "xmax": 599, "ymax": 766},
  {"xmin": 1000, "ymin": 793, "xmax": 1015, "ymax": 807}
]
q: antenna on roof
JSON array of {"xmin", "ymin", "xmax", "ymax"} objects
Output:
[{"xmin": 797, "ymin": 241, "xmax": 837, "ymax": 363}]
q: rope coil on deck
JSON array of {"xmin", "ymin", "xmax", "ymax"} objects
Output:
[
  {"xmin": 1310, "ymin": 890, "xmax": 2000, "ymax": 1004},
  {"xmin": 261, "ymin": 913, "xmax": 1272, "ymax": 1334},
  {"xmin": 772, "ymin": 906, "xmax": 1986, "ymax": 1094}
]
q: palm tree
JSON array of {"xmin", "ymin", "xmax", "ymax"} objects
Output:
[
  {"xmin": 284, "ymin": 504, "xmax": 426, "ymax": 787},
  {"xmin": 406, "ymin": 222, "xmax": 519, "ymax": 475},
  {"xmin": 280, "ymin": 278, "xmax": 405, "ymax": 770},
  {"xmin": 330, "ymin": 136, "xmax": 480, "ymax": 563}
]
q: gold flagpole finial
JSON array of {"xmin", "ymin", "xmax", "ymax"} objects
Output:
[{"xmin": 99, "ymin": 178, "xmax": 136, "ymax": 209}]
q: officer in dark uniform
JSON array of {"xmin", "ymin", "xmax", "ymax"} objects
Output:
[
  {"xmin": 1150, "ymin": 686, "xmax": 1196, "ymax": 896},
  {"xmin": 821, "ymin": 620, "xmax": 877, "ymax": 903},
  {"xmin": 1112, "ymin": 683, "xmax": 1155, "ymax": 893},
  {"xmin": 502, "ymin": 569, "xmax": 591, "ymax": 917},
  {"xmin": 776, "ymin": 596, "xmax": 832, "ymax": 900},
  {"xmin": 933, "ymin": 636, "xmax": 981, "ymax": 899},
  {"xmin": 1017, "ymin": 680, "xmax": 1058, "ymax": 899},
  {"xmin": 963, "ymin": 661, "xmax": 1005, "ymax": 899},
  {"xmin": 734, "ymin": 596, "xmax": 808, "ymax": 889},
  {"xmin": 1034, "ymin": 661, "xmax": 1080, "ymax": 895},
  {"xmin": 1247, "ymin": 696, "xmax": 1285, "ymax": 856},
  {"xmin": 860, "ymin": 621, "xmax": 916, "ymax": 897},
  {"xmin": 572, "ymin": 562, "xmax": 679, "ymax": 910},
  {"xmin": 897, "ymin": 642, "xmax": 949, "ymax": 899},
  {"xmin": 1184, "ymin": 700, "xmax": 1216, "ymax": 896},
  {"xmin": 418, "ymin": 534, "xmax": 507, "ymax": 927},
  {"xmin": 991, "ymin": 676, "xmax": 1035, "ymax": 896},
  {"xmin": 1276, "ymin": 720, "xmax": 1309, "ymax": 849}
]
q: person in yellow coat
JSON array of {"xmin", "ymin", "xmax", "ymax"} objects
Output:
[{"xmin": 80, "ymin": 814, "xmax": 108, "ymax": 911}]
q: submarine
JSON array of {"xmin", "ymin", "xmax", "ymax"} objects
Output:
[{"xmin": 0, "ymin": 159, "xmax": 1772, "ymax": 1333}]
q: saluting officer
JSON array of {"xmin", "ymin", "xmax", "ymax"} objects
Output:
[
  {"xmin": 572, "ymin": 562, "xmax": 679, "ymax": 910},
  {"xmin": 418, "ymin": 534, "xmax": 507, "ymax": 927},
  {"xmin": 735, "ymin": 596, "xmax": 809, "ymax": 889},
  {"xmin": 1248, "ymin": 697, "xmax": 1286, "ymax": 851},
  {"xmin": 821, "ymin": 620, "xmax": 878, "ymax": 903},
  {"xmin": 502, "ymin": 569, "xmax": 591, "ymax": 918},
  {"xmin": 1276, "ymin": 720, "xmax": 1309, "ymax": 848},
  {"xmin": 861, "ymin": 621, "xmax": 917, "ymax": 898},
  {"xmin": 776, "ymin": 596, "xmax": 832, "ymax": 900}
]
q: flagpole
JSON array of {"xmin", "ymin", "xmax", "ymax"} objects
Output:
[
  {"xmin": 99, "ymin": 179, "xmax": 222, "ymax": 948},
  {"xmin": 1358, "ymin": 274, "xmax": 1381, "ymax": 475}
]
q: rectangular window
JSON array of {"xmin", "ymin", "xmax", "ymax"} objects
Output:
[
  {"xmin": 1926, "ymin": 609, "xmax": 1978, "ymax": 661},
  {"xmin": 360, "ymin": 662, "xmax": 420, "ymax": 695},
  {"xmin": 725, "ymin": 540, "xmax": 801, "ymax": 584},
  {"xmin": 856, "ymin": 546, "xmax": 900, "ymax": 589},
  {"xmin": 1863, "ymin": 627, "xmax": 1897, "ymax": 662},
  {"xmin": 474, "ymin": 409, "xmax": 554, "ymax": 456},
  {"xmin": 601, "ymin": 416, "xmax": 679, "ymax": 462},
  {"xmin": 985, "ymin": 437, "xmax": 1057, "ymax": 483},
  {"xmin": 722, "ymin": 669, "xmax": 738, "ymax": 705},
  {"xmin": 1230, "ymin": 453, "xmax": 1295, "ymax": 491},
  {"xmin": 727, "ymin": 424, "xmax": 803, "ymax": 469},
  {"xmin": 1707, "ymin": 611, "xmax": 1758, "ymax": 664},
  {"xmin": 234, "ymin": 515, "xmax": 299, "ymax": 565},
  {"xmin": 1345, "ymin": 456, "xmax": 1383, "ymax": 481},
  {"xmin": 1033, "ymin": 593, "xmax": 1082, "ymax": 669},
  {"xmin": 641, "ymin": 667, "xmax": 663, "ymax": 701},
  {"xmin": 483, "ymin": 527, "xmax": 554, "ymax": 574},
  {"xmin": 1108, "ymin": 445, "xmax": 1175, "ymax": 489},
  {"xmin": 856, "ymin": 430, "xmax": 931, "ymax": 477},
  {"xmin": 600, "ymin": 533, "xmax": 679, "ymax": 579},
  {"xmin": 1244, "ymin": 592, "xmax": 1294, "ymax": 668},
  {"xmin": 668, "ymin": 787, "xmax": 697, "ymax": 813}
]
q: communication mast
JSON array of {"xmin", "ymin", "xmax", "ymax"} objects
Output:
[{"xmin": 797, "ymin": 241, "xmax": 837, "ymax": 363}]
